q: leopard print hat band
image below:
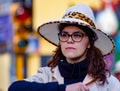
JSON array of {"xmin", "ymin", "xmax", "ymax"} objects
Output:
[{"xmin": 62, "ymin": 11, "xmax": 96, "ymax": 28}]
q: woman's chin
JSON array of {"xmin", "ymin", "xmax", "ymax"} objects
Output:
[{"xmin": 65, "ymin": 54, "xmax": 77, "ymax": 59}]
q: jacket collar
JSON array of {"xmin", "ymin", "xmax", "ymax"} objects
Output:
[{"xmin": 52, "ymin": 66, "xmax": 95, "ymax": 85}]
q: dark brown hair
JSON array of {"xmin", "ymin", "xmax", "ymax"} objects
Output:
[{"xmin": 47, "ymin": 23, "xmax": 110, "ymax": 85}]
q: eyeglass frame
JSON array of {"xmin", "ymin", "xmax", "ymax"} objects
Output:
[{"xmin": 58, "ymin": 31, "xmax": 86, "ymax": 42}]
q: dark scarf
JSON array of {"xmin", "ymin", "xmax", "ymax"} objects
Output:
[{"xmin": 58, "ymin": 59, "xmax": 89, "ymax": 84}]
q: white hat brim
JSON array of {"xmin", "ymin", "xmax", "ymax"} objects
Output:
[{"xmin": 38, "ymin": 18, "xmax": 115, "ymax": 56}]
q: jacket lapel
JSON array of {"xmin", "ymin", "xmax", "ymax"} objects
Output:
[{"xmin": 52, "ymin": 66, "xmax": 64, "ymax": 84}]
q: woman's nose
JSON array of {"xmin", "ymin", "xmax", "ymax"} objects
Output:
[{"xmin": 67, "ymin": 36, "xmax": 74, "ymax": 43}]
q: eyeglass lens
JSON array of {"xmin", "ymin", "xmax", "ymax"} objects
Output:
[{"xmin": 58, "ymin": 32, "xmax": 85, "ymax": 42}]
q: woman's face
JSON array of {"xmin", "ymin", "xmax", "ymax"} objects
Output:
[{"xmin": 59, "ymin": 26, "xmax": 90, "ymax": 63}]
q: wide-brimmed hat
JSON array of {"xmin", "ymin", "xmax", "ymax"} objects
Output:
[{"xmin": 37, "ymin": 4, "xmax": 115, "ymax": 56}]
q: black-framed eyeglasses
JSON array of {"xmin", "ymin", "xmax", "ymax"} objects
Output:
[{"xmin": 58, "ymin": 32, "xmax": 86, "ymax": 42}]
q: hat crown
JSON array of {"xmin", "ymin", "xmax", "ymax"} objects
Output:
[{"xmin": 64, "ymin": 4, "xmax": 96, "ymax": 25}]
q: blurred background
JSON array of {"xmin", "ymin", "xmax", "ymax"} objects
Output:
[{"xmin": 0, "ymin": 0, "xmax": 120, "ymax": 91}]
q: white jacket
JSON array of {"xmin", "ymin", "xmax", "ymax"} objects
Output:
[{"xmin": 25, "ymin": 66, "xmax": 120, "ymax": 91}]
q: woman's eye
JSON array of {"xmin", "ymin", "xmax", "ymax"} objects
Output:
[
  {"xmin": 73, "ymin": 33, "xmax": 83, "ymax": 38},
  {"xmin": 61, "ymin": 33, "xmax": 68, "ymax": 37}
]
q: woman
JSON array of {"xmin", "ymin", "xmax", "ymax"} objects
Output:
[{"xmin": 8, "ymin": 4, "xmax": 120, "ymax": 91}]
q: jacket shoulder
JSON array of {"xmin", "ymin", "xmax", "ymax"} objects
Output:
[
  {"xmin": 24, "ymin": 67, "xmax": 53, "ymax": 83},
  {"xmin": 38, "ymin": 67, "xmax": 52, "ymax": 73}
]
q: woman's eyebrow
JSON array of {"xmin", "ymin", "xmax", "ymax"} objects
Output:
[{"xmin": 62, "ymin": 31, "xmax": 84, "ymax": 34}]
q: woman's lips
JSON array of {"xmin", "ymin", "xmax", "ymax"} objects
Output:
[{"xmin": 66, "ymin": 47, "xmax": 75, "ymax": 50}]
